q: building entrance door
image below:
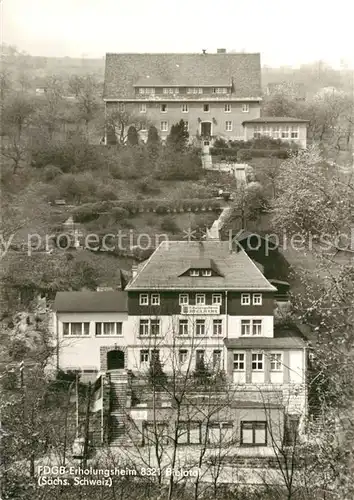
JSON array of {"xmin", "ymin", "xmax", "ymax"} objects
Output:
[{"xmin": 107, "ymin": 350, "xmax": 125, "ymax": 370}]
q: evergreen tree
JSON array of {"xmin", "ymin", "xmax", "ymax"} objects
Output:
[
  {"xmin": 147, "ymin": 125, "xmax": 160, "ymax": 146},
  {"xmin": 193, "ymin": 356, "xmax": 211, "ymax": 385},
  {"xmin": 148, "ymin": 351, "xmax": 167, "ymax": 390},
  {"xmin": 166, "ymin": 119, "xmax": 189, "ymax": 152},
  {"xmin": 127, "ymin": 125, "xmax": 139, "ymax": 146}
]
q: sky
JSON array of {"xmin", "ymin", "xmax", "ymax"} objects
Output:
[{"xmin": 2, "ymin": 0, "xmax": 354, "ymax": 68}]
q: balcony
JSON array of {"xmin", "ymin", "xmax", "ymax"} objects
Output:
[{"xmin": 180, "ymin": 305, "xmax": 220, "ymax": 315}]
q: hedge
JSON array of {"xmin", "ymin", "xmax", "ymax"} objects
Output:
[
  {"xmin": 210, "ymin": 147, "xmax": 239, "ymax": 157},
  {"xmin": 237, "ymin": 149, "xmax": 289, "ymax": 159}
]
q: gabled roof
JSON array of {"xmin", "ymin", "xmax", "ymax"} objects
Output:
[
  {"xmin": 224, "ymin": 325, "xmax": 308, "ymax": 349},
  {"xmin": 126, "ymin": 241, "xmax": 276, "ymax": 291},
  {"xmin": 53, "ymin": 291, "xmax": 128, "ymax": 313},
  {"xmin": 242, "ymin": 116, "xmax": 309, "ymax": 124},
  {"xmin": 104, "ymin": 53, "xmax": 262, "ymax": 100}
]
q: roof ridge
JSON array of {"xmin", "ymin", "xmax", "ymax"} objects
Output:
[{"xmin": 126, "ymin": 240, "xmax": 167, "ymax": 289}]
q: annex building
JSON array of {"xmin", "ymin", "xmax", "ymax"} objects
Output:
[{"xmin": 53, "ymin": 241, "xmax": 308, "ymax": 449}]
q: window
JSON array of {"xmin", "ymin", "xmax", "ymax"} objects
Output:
[
  {"xmin": 208, "ymin": 422, "xmax": 233, "ymax": 444},
  {"xmin": 242, "ymin": 103, "xmax": 250, "ymax": 113},
  {"xmin": 224, "ymin": 103, "xmax": 231, "ymax": 113},
  {"xmin": 225, "ymin": 120, "xmax": 232, "ymax": 131},
  {"xmin": 179, "ymin": 422, "xmax": 201, "ymax": 444},
  {"xmin": 196, "ymin": 319, "xmax": 206, "ymax": 336},
  {"xmin": 213, "ymin": 350, "xmax": 222, "ymax": 368},
  {"xmin": 212, "ymin": 294, "xmax": 222, "ymax": 305},
  {"xmin": 163, "ymin": 87, "xmax": 179, "ymax": 94},
  {"xmin": 252, "ymin": 293, "xmax": 262, "ymax": 305},
  {"xmin": 139, "ymin": 87, "xmax": 155, "ymax": 95},
  {"xmin": 139, "ymin": 319, "xmax": 149, "ymax": 336},
  {"xmin": 213, "ymin": 87, "xmax": 227, "ymax": 94},
  {"xmin": 95, "ymin": 322, "xmax": 122, "ymax": 336},
  {"xmin": 179, "ymin": 319, "xmax": 189, "ymax": 336},
  {"xmin": 139, "ymin": 103, "xmax": 146, "ymax": 113},
  {"xmin": 151, "ymin": 294, "xmax": 160, "ymax": 306},
  {"xmin": 140, "ymin": 350, "xmax": 149, "ymax": 365},
  {"xmin": 196, "ymin": 350, "xmax": 205, "ymax": 364},
  {"xmin": 179, "ymin": 294, "xmax": 189, "ymax": 305},
  {"xmin": 253, "ymin": 125, "xmax": 261, "ymax": 139},
  {"xmin": 187, "ymin": 88, "xmax": 203, "ymax": 94},
  {"xmin": 252, "ymin": 319, "xmax": 262, "ymax": 335},
  {"xmin": 139, "ymin": 294, "xmax": 149, "ymax": 306},
  {"xmin": 241, "ymin": 319, "xmax": 262, "ymax": 336},
  {"xmin": 119, "ymin": 103, "xmax": 125, "ymax": 112},
  {"xmin": 252, "ymin": 353, "xmax": 264, "ymax": 371},
  {"xmin": 190, "ymin": 270, "xmax": 199, "ymax": 276},
  {"xmin": 281, "ymin": 127, "xmax": 289, "ymax": 139},
  {"xmin": 263, "ymin": 126, "xmax": 270, "ymax": 136},
  {"xmin": 181, "ymin": 103, "xmax": 189, "ymax": 113},
  {"xmin": 150, "ymin": 319, "xmax": 160, "ymax": 336},
  {"xmin": 272, "ymin": 126, "xmax": 280, "ymax": 139},
  {"xmin": 201, "ymin": 269, "xmax": 211, "ymax": 276},
  {"xmin": 183, "ymin": 120, "xmax": 189, "ymax": 132},
  {"xmin": 270, "ymin": 353, "xmax": 282, "ymax": 371},
  {"xmin": 179, "ymin": 349, "xmax": 188, "ymax": 364},
  {"xmin": 160, "ymin": 104, "xmax": 167, "ymax": 112},
  {"xmin": 291, "ymin": 126, "xmax": 299, "ymax": 139},
  {"xmin": 241, "ymin": 293, "xmax": 251, "ymax": 305},
  {"xmin": 160, "ymin": 121, "xmax": 168, "ymax": 132},
  {"xmin": 241, "ymin": 422, "xmax": 267, "ymax": 446},
  {"xmin": 203, "ymin": 104, "xmax": 210, "ymax": 112},
  {"xmin": 196, "ymin": 294, "xmax": 205, "ymax": 305},
  {"xmin": 241, "ymin": 319, "xmax": 251, "ymax": 336},
  {"xmin": 63, "ymin": 322, "xmax": 89, "ymax": 336},
  {"xmin": 233, "ymin": 353, "xmax": 245, "ymax": 371},
  {"xmin": 213, "ymin": 319, "xmax": 222, "ymax": 336}
]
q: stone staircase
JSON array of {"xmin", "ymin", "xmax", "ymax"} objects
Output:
[
  {"xmin": 201, "ymin": 153, "xmax": 213, "ymax": 169},
  {"xmin": 108, "ymin": 370, "xmax": 130, "ymax": 446}
]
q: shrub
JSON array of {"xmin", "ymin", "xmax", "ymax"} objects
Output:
[
  {"xmin": 111, "ymin": 207, "xmax": 129, "ymax": 222},
  {"xmin": 58, "ymin": 172, "xmax": 97, "ymax": 203},
  {"xmin": 127, "ymin": 126, "xmax": 139, "ymax": 146},
  {"xmin": 43, "ymin": 164, "xmax": 63, "ymax": 181},
  {"xmin": 210, "ymin": 147, "xmax": 239, "ymax": 157},
  {"xmin": 160, "ymin": 216, "xmax": 180, "ymax": 234},
  {"xmin": 213, "ymin": 137, "xmax": 228, "ymax": 148},
  {"xmin": 238, "ymin": 149, "xmax": 290, "ymax": 159},
  {"xmin": 95, "ymin": 185, "xmax": 118, "ymax": 201},
  {"xmin": 135, "ymin": 176, "xmax": 161, "ymax": 195},
  {"xmin": 238, "ymin": 150, "xmax": 253, "ymax": 161}
]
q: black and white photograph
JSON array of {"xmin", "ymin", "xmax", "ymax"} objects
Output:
[{"xmin": 0, "ymin": 1, "xmax": 353, "ymax": 499}]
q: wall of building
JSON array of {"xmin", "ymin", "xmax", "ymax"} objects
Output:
[
  {"xmin": 106, "ymin": 101, "xmax": 261, "ymax": 140},
  {"xmin": 243, "ymin": 122, "xmax": 308, "ymax": 148},
  {"xmin": 55, "ymin": 312, "xmax": 128, "ymax": 371},
  {"xmin": 227, "ymin": 348, "xmax": 306, "ymax": 386},
  {"xmin": 126, "ymin": 402, "xmax": 284, "ymax": 449}
]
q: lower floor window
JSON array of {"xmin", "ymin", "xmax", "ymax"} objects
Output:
[
  {"xmin": 178, "ymin": 422, "xmax": 201, "ymax": 444},
  {"xmin": 241, "ymin": 421, "xmax": 267, "ymax": 446},
  {"xmin": 143, "ymin": 423, "xmax": 169, "ymax": 445},
  {"xmin": 208, "ymin": 422, "xmax": 234, "ymax": 444},
  {"xmin": 95, "ymin": 322, "xmax": 122, "ymax": 336},
  {"xmin": 63, "ymin": 322, "xmax": 89, "ymax": 336}
]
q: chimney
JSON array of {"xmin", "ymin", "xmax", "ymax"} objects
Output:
[
  {"xmin": 132, "ymin": 264, "xmax": 138, "ymax": 279},
  {"xmin": 202, "ymin": 49, "xmax": 207, "ymax": 55},
  {"xmin": 217, "ymin": 48, "xmax": 226, "ymax": 54}
]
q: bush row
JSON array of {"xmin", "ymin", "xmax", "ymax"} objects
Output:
[
  {"xmin": 72, "ymin": 199, "xmax": 223, "ymax": 222},
  {"xmin": 238, "ymin": 149, "xmax": 289, "ymax": 160}
]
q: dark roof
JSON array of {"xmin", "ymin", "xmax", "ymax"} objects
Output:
[
  {"xmin": 126, "ymin": 241, "xmax": 276, "ymax": 291},
  {"xmin": 104, "ymin": 53, "xmax": 262, "ymax": 100},
  {"xmin": 242, "ymin": 116, "xmax": 309, "ymax": 124},
  {"xmin": 53, "ymin": 291, "xmax": 128, "ymax": 312},
  {"xmin": 224, "ymin": 325, "xmax": 308, "ymax": 349}
]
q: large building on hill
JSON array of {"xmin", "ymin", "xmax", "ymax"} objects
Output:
[
  {"xmin": 53, "ymin": 241, "xmax": 308, "ymax": 447},
  {"xmin": 103, "ymin": 50, "xmax": 262, "ymax": 144}
]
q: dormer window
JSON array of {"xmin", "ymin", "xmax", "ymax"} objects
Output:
[
  {"xmin": 201, "ymin": 269, "xmax": 212, "ymax": 276},
  {"xmin": 190, "ymin": 270, "xmax": 200, "ymax": 277}
]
